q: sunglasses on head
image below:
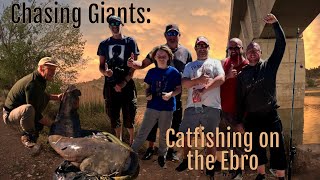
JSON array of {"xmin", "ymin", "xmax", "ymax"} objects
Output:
[
  {"xmin": 228, "ymin": 46, "xmax": 241, "ymax": 51},
  {"xmin": 166, "ymin": 31, "xmax": 179, "ymax": 37},
  {"xmin": 109, "ymin": 22, "xmax": 121, "ymax": 26},
  {"xmin": 195, "ymin": 44, "xmax": 209, "ymax": 48}
]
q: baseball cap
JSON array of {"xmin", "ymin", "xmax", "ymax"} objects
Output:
[
  {"xmin": 165, "ymin": 24, "xmax": 180, "ymax": 33},
  {"xmin": 38, "ymin": 57, "xmax": 58, "ymax": 67},
  {"xmin": 195, "ymin": 36, "xmax": 209, "ymax": 46},
  {"xmin": 107, "ymin": 15, "xmax": 124, "ymax": 25}
]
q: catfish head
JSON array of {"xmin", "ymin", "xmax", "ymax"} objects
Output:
[
  {"xmin": 50, "ymin": 85, "xmax": 82, "ymax": 137},
  {"xmin": 59, "ymin": 85, "xmax": 81, "ymax": 115}
]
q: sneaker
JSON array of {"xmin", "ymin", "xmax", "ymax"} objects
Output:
[
  {"xmin": 255, "ymin": 174, "xmax": 266, "ymax": 180},
  {"xmin": 21, "ymin": 135, "xmax": 36, "ymax": 148},
  {"xmin": 269, "ymin": 168, "xmax": 277, "ymax": 177},
  {"xmin": 175, "ymin": 159, "xmax": 188, "ymax": 172},
  {"xmin": 158, "ymin": 156, "xmax": 165, "ymax": 167},
  {"xmin": 231, "ymin": 169, "xmax": 243, "ymax": 180},
  {"xmin": 166, "ymin": 148, "xmax": 179, "ymax": 161},
  {"xmin": 170, "ymin": 152, "xmax": 180, "ymax": 161},
  {"xmin": 142, "ymin": 147, "xmax": 154, "ymax": 160}
]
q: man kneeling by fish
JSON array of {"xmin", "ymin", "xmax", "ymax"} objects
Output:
[{"xmin": 2, "ymin": 57, "xmax": 63, "ymax": 148}]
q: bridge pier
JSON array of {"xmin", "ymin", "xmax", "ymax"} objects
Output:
[
  {"xmin": 228, "ymin": 0, "xmax": 320, "ymax": 177},
  {"xmin": 228, "ymin": 0, "xmax": 320, "ymax": 146}
]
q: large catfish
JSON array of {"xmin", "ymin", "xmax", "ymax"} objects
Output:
[{"xmin": 49, "ymin": 85, "xmax": 139, "ymax": 179}]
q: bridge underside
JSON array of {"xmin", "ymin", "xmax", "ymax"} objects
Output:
[{"xmin": 228, "ymin": 0, "xmax": 320, "ymax": 145}]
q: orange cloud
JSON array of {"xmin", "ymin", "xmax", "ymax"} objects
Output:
[
  {"xmin": 76, "ymin": 0, "xmax": 320, "ymax": 83},
  {"xmin": 191, "ymin": 8, "xmax": 210, "ymax": 16},
  {"xmin": 303, "ymin": 14, "xmax": 320, "ymax": 69},
  {"xmin": 76, "ymin": 0, "xmax": 232, "ymax": 82},
  {"xmin": 77, "ymin": 58, "xmax": 102, "ymax": 82}
]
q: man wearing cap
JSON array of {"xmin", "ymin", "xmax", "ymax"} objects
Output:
[
  {"xmin": 214, "ymin": 38, "xmax": 249, "ymax": 179},
  {"xmin": 127, "ymin": 24, "xmax": 192, "ymax": 161},
  {"xmin": 236, "ymin": 14, "xmax": 286, "ymax": 180},
  {"xmin": 175, "ymin": 36, "xmax": 225, "ymax": 177},
  {"xmin": 2, "ymin": 57, "xmax": 63, "ymax": 148},
  {"xmin": 97, "ymin": 15, "xmax": 140, "ymax": 145}
]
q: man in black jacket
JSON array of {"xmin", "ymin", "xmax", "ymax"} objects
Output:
[{"xmin": 237, "ymin": 14, "xmax": 286, "ymax": 180}]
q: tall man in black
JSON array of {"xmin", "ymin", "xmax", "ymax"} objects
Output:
[
  {"xmin": 236, "ymin": 14, "xmax": 287, "ymax": 180},
  {"xmin": 98, "ymin": 16, "xmax": 140, "ymax": 145},
  {"xmin": 128, "ymin": 24, "xmax": 192, "ymax": 160}
]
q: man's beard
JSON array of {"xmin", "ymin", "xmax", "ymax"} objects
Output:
[{"xmin": 230, "ymin": 53, "xmax": 241, "ymax": 60}]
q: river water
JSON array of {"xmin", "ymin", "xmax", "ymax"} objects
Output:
[
  {"xmin": 303, "ymin": 91, "xmax": 320, "ymax": 144},
  {"xmin": 137, "ymin": 89, "xmax": 320, "ymax": 145}
]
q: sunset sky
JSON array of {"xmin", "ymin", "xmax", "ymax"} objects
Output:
[
  {"xmin": 75, "ymin": 0, "xmax": 320, "ymax": 82},
  {"xmin": 2, "ymin": 0, "xmax": 320, "ymax": 82},
  {"xmin": 75, "ymin": 0, "xmax": 232, "ymax": 82}
]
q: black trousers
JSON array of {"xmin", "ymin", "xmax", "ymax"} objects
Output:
[
  {"xmin": 146, "ymin": 93, "xmax": 182, "ymax": 142},
  {"xmin": 104, "ymin": 80, "xmax": 137, "ymax": 129},
  {"xmin": 244, "ymin": 110, "xmax": 287, "ymax": 170}
]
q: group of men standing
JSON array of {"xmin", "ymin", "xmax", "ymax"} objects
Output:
[
  {"xmin": 3, "ymin": 13, "xmax": 287, "ymax": 180},
  {"xmin": 96, "ymin": 13, "xmax": 287, "ymax": 180}
]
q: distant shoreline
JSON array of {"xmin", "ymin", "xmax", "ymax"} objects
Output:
[
  {"xmin": 305, "ymin": 87, "xmax": 320, "ymax": 96},
  {"xmin": 305, "ymin": 87, "xmax": 320, "ymax": 92}
]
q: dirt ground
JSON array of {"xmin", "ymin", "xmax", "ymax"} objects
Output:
[
  {"xmin": 0, "ymin": 117, "xmax": 62, "ymax": 180},
  {"xmin": 0, "ymin": 111, "xmax": 304, "ymax": 180}
]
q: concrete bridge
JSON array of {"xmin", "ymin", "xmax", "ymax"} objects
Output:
[
  {"xmin": 229, "ymin": 0, "xmax": 319, "ymax": 110},
  {"xmin": 228, "ymin": 0, "xmax": 320, "ymax": 137},
  {"xmin": 228, "ymin": 0, "xmax": 320, "ymax": 176}
]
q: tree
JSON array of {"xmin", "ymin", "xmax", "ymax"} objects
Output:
[
  {"xmin": 306, "ymin": 66, "xmax": 320, "ymax": 79},
  {"xmin": 0, "ymin": 0, "xmax": 87, "ymax": 92},
  {"xmin": 306, "ymin": 78, "xmax": 316, "ymax": 87}
]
